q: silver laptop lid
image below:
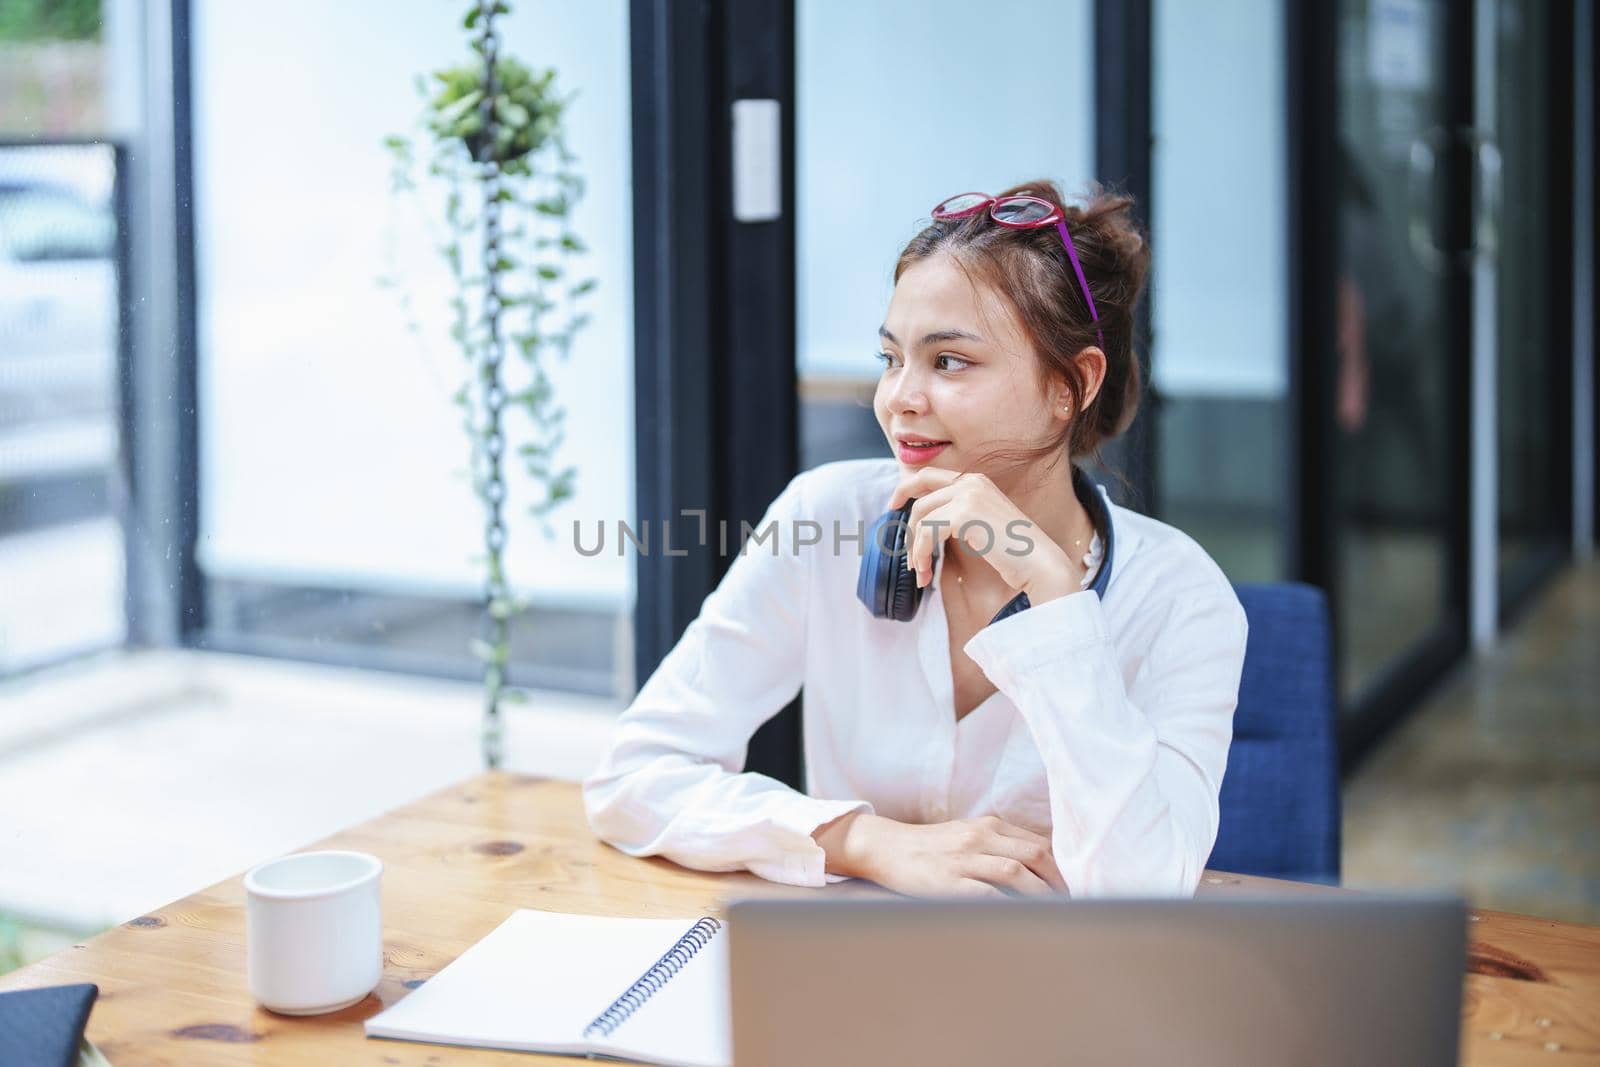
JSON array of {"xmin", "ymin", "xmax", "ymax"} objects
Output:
[{"xmin": 728, "ymin": 895, "xmax": 1465, "ymax": 1067}]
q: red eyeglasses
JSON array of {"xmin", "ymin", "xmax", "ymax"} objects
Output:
[{"xmin": 931, "ymin": 192, "xmax": 1103, "ymax": 349}]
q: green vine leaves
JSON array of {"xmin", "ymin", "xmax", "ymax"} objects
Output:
[{"xmin": 380, "ymin": 45, "xmax": 596, "ymax": 541}]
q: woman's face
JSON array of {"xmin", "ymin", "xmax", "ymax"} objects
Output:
[{"xmin": 873, "ymin": 252, "xmax": 1063, "ymax": 479}]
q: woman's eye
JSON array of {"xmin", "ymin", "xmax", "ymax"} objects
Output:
[
  {"xmin": 935, "ymin": 353, "xmax": 971, "ymax": 371},
  {"xmin": 873, "ymin": 350, "xmax": 899, "ymax": 369}
]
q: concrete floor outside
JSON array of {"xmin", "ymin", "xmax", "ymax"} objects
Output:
[{"xmin": 1343, "ymin": 560, "xmax": 1600, "ymax": 924}]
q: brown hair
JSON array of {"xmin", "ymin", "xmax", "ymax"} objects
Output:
[{"xmin": 892, "ymin": 178, "xmax": 1150, "ymax": 469}]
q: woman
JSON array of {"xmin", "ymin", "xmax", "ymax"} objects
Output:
[{"xmin": 584, "ymin": 180, "xmax": 1248, "ymax": 899}]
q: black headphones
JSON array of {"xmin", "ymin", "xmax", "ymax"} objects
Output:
[{"xmin": 855, "ymin": 466, "xmax": 1115, "ymax": 626}]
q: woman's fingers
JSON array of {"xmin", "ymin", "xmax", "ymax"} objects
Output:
[
  {"xmin": 952, "ymin": 878, "xmax": 1010, "ymax": 899},
  {"xmin": 888, "ymin": 466, "xmax": 962, "ymax": 510},
  {"xmin": 961, "ymin": 853, "xmax": 1054, "ymax": 896},
  {"xmin": 910, "ymin": 501, "xmax": 961, "ymax": 586},
  {"xmin": 981, "ymin": 818, "xmax": 1068, "ymax": 893}
]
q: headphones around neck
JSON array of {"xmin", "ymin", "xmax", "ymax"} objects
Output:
[{"xmin": 855, "ymin": 466, "xmax": 1115, "ymax": 626}]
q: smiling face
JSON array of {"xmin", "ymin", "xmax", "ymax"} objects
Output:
[{"xmin": 873, "ymin": 252, "xmax": 1067, "ymax": 482}]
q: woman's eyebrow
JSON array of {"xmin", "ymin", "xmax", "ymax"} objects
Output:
[{"xmin": 877, "ymin": 325, "xmax": 986, "ymax": 347}]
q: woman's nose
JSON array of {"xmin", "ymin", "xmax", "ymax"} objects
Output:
[{"xmin": 884, "ymin": 367, "xmax": 929, "ymax": 413}]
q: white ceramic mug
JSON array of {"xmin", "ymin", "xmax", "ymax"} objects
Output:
[{"xmin": 244, "ymin": 850, "xmax": 384, "ymax": 1015}]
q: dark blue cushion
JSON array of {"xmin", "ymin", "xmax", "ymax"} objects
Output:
[{"xmin": 1209, "ymin": 582, "xmax": 1341, "ymax": 884}]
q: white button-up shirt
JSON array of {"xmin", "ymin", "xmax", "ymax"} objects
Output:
[{"xmin": 583, "ymin": 458, "xmax": 1249, "ymax": 897}]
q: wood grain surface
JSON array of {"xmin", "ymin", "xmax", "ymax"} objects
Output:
[{"xmin": 1, "ymin": 772, "xmax": 1595, "ymax": 1065}]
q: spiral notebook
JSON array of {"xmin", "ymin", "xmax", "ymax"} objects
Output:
[{"xmin": 364, "ymin": 909, "xmax": 729, "ymax": 1067}]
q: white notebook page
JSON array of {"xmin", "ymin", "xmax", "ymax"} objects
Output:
[
  {"xmin": 365, "ymin": 909, "xmax": 729, "ymax": 1066},
  {"xmin": 592, "ymin": 925, "xmax": 730, "ymax": 1067}
]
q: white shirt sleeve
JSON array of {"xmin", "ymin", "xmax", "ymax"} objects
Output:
[
  {"xmin": 961, "ymin": 570, "xmax": 1248, "ymax": 898},
  {"xmin": 582, "ymin": 471, "xmax": 873, "ymax": 888}
]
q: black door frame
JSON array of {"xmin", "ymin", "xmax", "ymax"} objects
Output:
[
  {"xmin": 630, "ymin": 0, "xmax": 804, "ymax": 785},
  {"xmin": 1094, "ymin": 0, "xmax": 1157, "ymax": 514}
]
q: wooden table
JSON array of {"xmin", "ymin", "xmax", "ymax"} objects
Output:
[{"xmin": 3, "ymin": 772, "xmax": 1597, "ymax": 1065}]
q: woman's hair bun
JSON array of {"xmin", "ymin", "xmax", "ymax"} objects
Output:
[{"xmin": 994, "ymin": 179, "xmax": 1150, "ymax": 445}]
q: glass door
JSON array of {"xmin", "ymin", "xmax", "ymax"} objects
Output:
[{"xmin": 1331, "ymin": 0, "xmax": 1471, "ymax": 730}]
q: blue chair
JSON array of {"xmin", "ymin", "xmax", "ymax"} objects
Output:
[{"xmin": 1209, "ymin": 582, "xmax": 1341, "ymax": 884}]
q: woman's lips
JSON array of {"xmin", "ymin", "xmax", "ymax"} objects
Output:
[{"xmin": 896, "ymin": 440, "xmax": 949, "ymax": 464}]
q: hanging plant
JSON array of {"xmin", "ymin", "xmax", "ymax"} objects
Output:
[{"xmin": 381, "ymin": 0, "xmax": 595, "ymax": 769}]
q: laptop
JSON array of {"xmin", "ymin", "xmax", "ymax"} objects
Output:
[{"xmin": 726, "ymin": 894, "xmax": 1465, "ymax": 1067}]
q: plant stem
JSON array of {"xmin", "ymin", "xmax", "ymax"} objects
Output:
[{"xmin": 477, "ymin": 0, "xmax": 508, "ymax": 771}]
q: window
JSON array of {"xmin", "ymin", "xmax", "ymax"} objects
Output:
[
  {"xmin": 0, "ymin": 143, "xmax": 124, "ymax": 673},
  {"xmin": 1150, "ymin": 0, "xmax": 1291, "ymax": 583},
  {"xmin": 190, "ymin": 1, "xmax": 635, "ymax": 697}
]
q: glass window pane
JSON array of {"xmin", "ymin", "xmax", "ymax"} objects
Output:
[
  {"xmin": 0, "ymin": 143, "xmax": 126, "ymax": 673},
  {"xmin": 191, "ymin": 1, "xmax": 633, "ymax": 697},
  {"xmin": 1334, "ymin": 0, "xmax": 1454, "ymax": 701},
  {"xmin": 1151, "ymin": 0, "xmax": 1290, "ymax": 582},
  {"xmin": 796, "ymin": 0, "xmax": 1095, "ymax": 469}
]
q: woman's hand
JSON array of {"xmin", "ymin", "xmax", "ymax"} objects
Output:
[
  {"xmin": 814, "ymin": 811, "xmax": 1068, "ymax": 897},
  {"xmin": 887, "ymin": 467, "xmax": 1081, "ymax": 604}
]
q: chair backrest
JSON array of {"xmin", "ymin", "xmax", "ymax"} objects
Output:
[{"xmin": 1210, "ymin": 582, "xmax": 1341, "ymax": 883}]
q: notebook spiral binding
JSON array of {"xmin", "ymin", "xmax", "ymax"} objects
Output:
[{"xmin": 582, "ymin": 916, "xmax": 723, "ymax": 1040}]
